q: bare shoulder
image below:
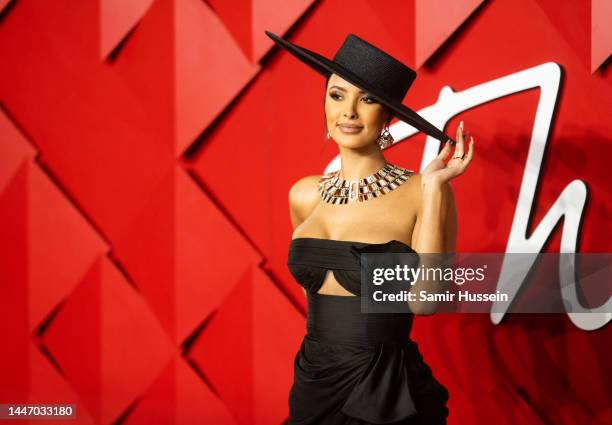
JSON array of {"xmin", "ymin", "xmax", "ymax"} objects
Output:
[
  {"xmin": 289, "ymin": 174, "xmax": 322, "ymax": 207},
  {"xmin": 397, "ymin": 169, "xmax": 423, "ymax": 202},
  {"xmin": 289, "ymin": 174, "xmax": 323, "ymax": 226},
  {"xmin": 400, "ymin": 170, "xmax": 455, "ymax": 201},
  {"xmin": 396, "ymin": 170, "xmax": 456, "ymax": 221}
]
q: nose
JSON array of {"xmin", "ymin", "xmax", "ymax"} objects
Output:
[{"xmin": 343, "ymin": 108, "xmax": 358, "ymax": 119}]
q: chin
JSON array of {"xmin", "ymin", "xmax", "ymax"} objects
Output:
[
  {"xmin": 335, "ymin": 140, "xmax": 372, "ymax": 150},
  {"xmin": 334, "ymin": 135, "xmax": 373, "ymax": 148}
]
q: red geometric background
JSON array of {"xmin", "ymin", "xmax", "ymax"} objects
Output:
[{"xmin": 0, "ymin": 0, "xmax": 610, "ymax": 424}]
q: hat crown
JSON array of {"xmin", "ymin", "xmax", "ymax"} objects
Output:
[
  {"xmin": 263, "ymin": 29, "xmax": 453, "ymax": 143},
  {"xmin": 332, "ymin": 34, "xmax": 416, "ymax": 102}
]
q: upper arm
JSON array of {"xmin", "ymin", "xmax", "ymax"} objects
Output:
[
  {"xmin": 442, "ymin": 182, "xmax": 457, "ymax": 253},
  {"xmin": 410, "ymin": 174, "xmax": 424, "ymax": 250},
  {"xmin": 410, "ymin": 174, "xmax": 458, "ymax": 253},
  {"xmin": 289, "ymin": 175, "xmax": 321, "ymax": 230}
]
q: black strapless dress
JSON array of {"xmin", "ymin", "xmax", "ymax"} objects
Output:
[{"xmin": 287, "ymin": 238, "xmax": 450, "ymax": 425}]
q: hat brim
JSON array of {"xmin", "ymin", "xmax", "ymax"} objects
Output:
[{"xmin": 265, "ymin": 31, "xmax": 455, "ymax": 144}]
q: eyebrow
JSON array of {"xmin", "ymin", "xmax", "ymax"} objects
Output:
[{"xmin": 329, "ymin": 85, "xmax": 366, "ymax": 94}]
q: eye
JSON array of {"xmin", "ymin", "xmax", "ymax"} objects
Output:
[
  {"xmin": 329, "ymin": 91, "xmax": 342, "ymax": 100},
  {"xmin": 362, "ymin": 96, "xmax": 377, "ymax": 104}
]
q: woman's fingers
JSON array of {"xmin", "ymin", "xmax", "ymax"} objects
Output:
[
  {"xmin": 441, "ymin": 141, "xmax": 455, "ymax": 166},
  {"xmin": 428, "ymin": 127, "xmax": 474, "ymax": 180},
  {"xmin": 451, "ymin": 136, "xmax": 474, "ymax": 176},
  {"xmin": 454, "ymin": 120, "xmax": 465, "ymax": 159},
  {"xmin": 462, "ymin": 136, "xmax": 474, "ymax": 167},
  {"xmin": 438, "ymin": 140, "xmax": 452, "ymax": 159}
]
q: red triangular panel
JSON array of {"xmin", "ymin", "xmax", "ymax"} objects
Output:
[{"xmin": 415, "ymin": 0, "xmax": 483, "ymax": 68}]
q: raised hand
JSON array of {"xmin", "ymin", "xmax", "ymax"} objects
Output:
[{"xmin": 421, "ymin": 120, "xmax": 474, "ymax": 189}]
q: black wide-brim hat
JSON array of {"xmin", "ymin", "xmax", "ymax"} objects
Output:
[{"xmin": 264, "ymin": 31, "xmax": 455, "ymax": 144}]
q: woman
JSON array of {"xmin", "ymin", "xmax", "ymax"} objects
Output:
[{"xmin": 266, "ymin": 31, "xmax": 474, "ymax": 425}]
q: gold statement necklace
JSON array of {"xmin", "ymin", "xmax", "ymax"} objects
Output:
[{"xmin": 318, "ymin": 162, "xmax": 414, "ymax": 204}]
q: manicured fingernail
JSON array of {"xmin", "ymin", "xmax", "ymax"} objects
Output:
[{"xmin": 460, "ymin": 120, "xmax": 464, "ymax": 130}]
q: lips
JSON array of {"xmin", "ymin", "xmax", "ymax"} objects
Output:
[
  {"xmin": 337, "ymin": 123, "xmax": 364, "ymax": 133},
  {"xmin": 338, "ymin": 123, "xmax": 363, "ymax": 129}
]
